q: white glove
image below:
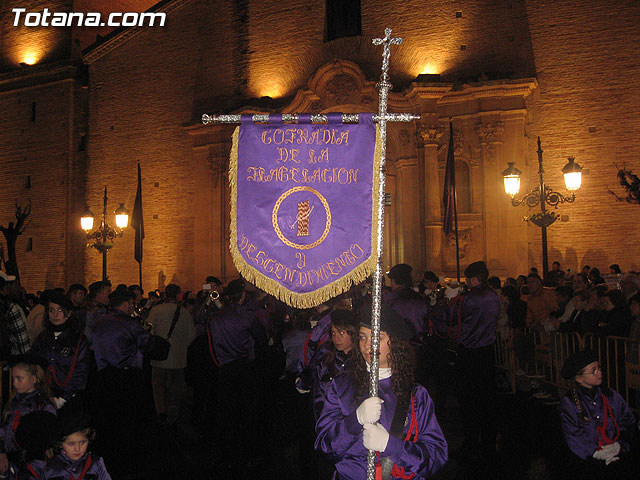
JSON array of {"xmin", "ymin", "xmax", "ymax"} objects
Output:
[
  {"xmin": 53, "ymin": 397, "xmax": 67, "ymax": 409},
  {"xmin": 593, "ymin": 442, "xmax": 621, "ymax": 462},
  {"xmin": 356, "ymin": 397, "xmax": 383, "ymax": 425},
  {"xmin": 605, "ymin": 456, "xmax": 620, "ymax": 466},
  {"xmin": 294, "ymin": 378, "xmax": 310, "ymax": 394},
  {"xmin": 363, "ymin": 423, "xmax": 389, "ymax": 452}
]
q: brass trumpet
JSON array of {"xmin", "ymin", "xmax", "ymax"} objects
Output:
[{"xmin": 209, "ymin": 289, "xmax": 220, "ymax": 301}]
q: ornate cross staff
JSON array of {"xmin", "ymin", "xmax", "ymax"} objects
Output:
[
  {"xmin": 365, "ymin": 27, "xmax": 404, "ymax": 480},
  {"xmin": 202, "ymin": 28, "xmax": 416, "ymax": 480}
]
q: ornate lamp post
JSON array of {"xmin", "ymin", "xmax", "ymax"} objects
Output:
[
  {"xmin": 502, "ymin": 137, "xmax": 583, "ymax": 280},
  {"xmin": 81, "ymin": 187, "xmax": 129, "ymax": 281}
]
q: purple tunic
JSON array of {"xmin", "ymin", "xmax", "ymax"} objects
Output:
[
  {"xmin": 384, "ymin": 287, "xmax": 429, "ymax": 343},
  {"xmin": 559, "ymin": 385, "xmax": 636, "ymax": 459},
  {"xmin": 315, "ymin": 374, "xmax": 448, "ymax": 479},
  {"xmin": 31, "ymin": 329, "xmax": 90, "ymax": 400},
  {"xmin": 296, "ymin": 312, "xmax": 332, "ymax": 390},
  {"xmin": 43, "ymin": 452, "xmax": 111, "ymax": 480},
  {"xmin": 312, "ymin": 349, "xmax": 350, "ymax": 419},
  {"xmin": 208, "ymin": 303, "xmax": 266, "ymax": 367},
  {"xmin": 8, "ymin": 458, "xmax": 45, "ymax": 480},
  {"xmin": 445, "ymin": 285, "xmax": 498, "ymax": 348},
  {"xmin": 91, "ymin": 309, "xmax": 154, "ymax": 371},
  {"xmin": 0, "ymin": 391, "xmax": 56, "ymax": 454}
]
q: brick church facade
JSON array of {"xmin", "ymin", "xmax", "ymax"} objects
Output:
[{"xmin": 1, "ymin": 0, "xmax": 639, "ymax": 293}]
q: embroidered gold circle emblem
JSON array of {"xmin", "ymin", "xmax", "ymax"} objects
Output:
[{"xmin": 272, "ymin": 186, "xmax": 331, "ymax": 250}]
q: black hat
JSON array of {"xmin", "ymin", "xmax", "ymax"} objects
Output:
[
  {"xmin": 47, "ymin": 290, "xmax": 74, "ymax": 312},
  {"xmin": 464, "ymin": 261, "xmax": 489, "ymax": 279},
  {"xmin": 9, "ymin": 353, "xmax": 49, "ymax": 371},
  {"xmin": 423, "ymin": 271, "xmax": 439, "ymax": 283},
  {"xmin": 561, "ymin": 350, "xmax": 598, "ymax": 379},
  {"xmin": 57, "ymin": 412, "xmax": 92, "ymax": 439},
  {"xmin": 387, "ymin": 264, "xmax": 412, "ymax": 281},
  {"xmin": 108, "ymin": 290, "xmax": 133, "ymax": 308},
  {"xmin": 224, "ymin": 279, "xmax": 245, "ymax": 297},
  {"xmin": 15, "ymin": 411, "xmax": 58, "ymax": 455},
  {"xmin": 360, "ymin": 306, "xmax": 412, "ymax": 340}
]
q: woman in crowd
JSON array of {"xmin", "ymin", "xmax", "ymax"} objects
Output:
[
  {"xmin": 559, "ymin": 350, "xmax": 637, "ymax": 478},
  {"xmin": 31, "ymin": 291, "xmax": 90, "ymax": 415},
  {"xmin": 599, "ymin": 289, "xmax": 632, "ymax": 337},
  {"xmin": 313, "ymin": 309, "xmax": 359, "ymax": 399},
  {"xmin": 315, "ymin": 306, "xmax": 448, "ymax": 479},
  {"xmin": 500, "ymin": 285, "xmax": 527, "ymax": 329}
]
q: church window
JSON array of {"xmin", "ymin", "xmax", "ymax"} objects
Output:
[{"xmin": 325, "ymin": 0, "xmax": 361, "ymax": 42}]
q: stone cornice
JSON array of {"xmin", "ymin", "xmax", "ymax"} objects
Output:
[
  {"xmin": 437, "ymin": 78, "xmax": 538, "ymax": 105},
  {"xmin": 82, "ymin": 0, "xmax": 193, "ymax": 65},
  {"xmin": 0, "ymin": 61, "xmax": 79, "ymax": 94}
]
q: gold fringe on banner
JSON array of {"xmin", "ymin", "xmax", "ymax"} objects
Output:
[{"xmin": 228, "ymin": 126, "xmax": 382, "ymax": 309}]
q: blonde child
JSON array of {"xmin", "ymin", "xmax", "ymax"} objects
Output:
[
  {"xmin": 0, "ymin": 355, "xmax": 56, "ymax": 476},
  {"xmin": 43, "ymin": 414, "xmax": 111, "ymax": 480}
]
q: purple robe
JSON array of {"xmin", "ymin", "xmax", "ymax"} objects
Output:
[
  {"xmin": 91, "ymin": 309, "xmax": 154, "ymax": 371},
  {"xmin": 208, "ymin": 303, "xmax": 266, "ymax": 367},
  {"xmin": 296, "ymin": 312, "xmax": 332, "ymax": 391},
  {"xmin": 43, "ymin": 452, "xmax": 111, "ymax": 480},
  {"xmin": 444, "ymin": 285, "xmax": 498, "ymax": 348},
  {"xmin": 315, "ymin": 374, "xmax": 448, "ymax": 479},
  {"xmin": 8, "ymin": 458, "xmax": 45, "ymax": 480},
  {"xmin": 31, "ymin": 328, "xmax": 90, "ymax": 400},
  {"xmin": 559, "ymin": 385, "xmax": 636, "ymax": 459},
  {"xmin": 312, "ymin": 349, "xmax": 350, "ymax": 419},
  {"xmin": 384, "ymin": 287, "xmax": 429, "ymax": 343},
  {"xmin": 0, "ymin": 391, "xmax": 56, "ymax": 454}
]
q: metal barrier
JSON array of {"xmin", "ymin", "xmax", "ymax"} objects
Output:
[{"xmin": 494, "ymin": 328, "xmax": 640, "ymax": 412}]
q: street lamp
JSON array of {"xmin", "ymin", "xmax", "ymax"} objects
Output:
[
  {"xmin": 81, "ymin": 186, "xmax": 129, "ymax": 281},
  {"xmin": 502, "ymin": 137, "xmax": 583, "ymax": 280}
]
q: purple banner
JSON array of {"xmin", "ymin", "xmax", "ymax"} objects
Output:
[{"xmin": 229, "ymin": 113, "xmax": 380, "ymax": 308}]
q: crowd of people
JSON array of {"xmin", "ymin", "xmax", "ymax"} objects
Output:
[{"xmin": 0, "ymin": 258, "xmax": 638, "ymax": 479}]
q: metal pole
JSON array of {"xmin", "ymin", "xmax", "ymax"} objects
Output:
[
  {"xmin": 102, "ymin": 187, "xmax": 108, "ymax": 282},
  {"xmin": 536, "ymin": 138, "xmax": 549, "ymax": 280},
  {"xmin": 202, "ymin": 112, "xmax": 419, "ymax": 125}
]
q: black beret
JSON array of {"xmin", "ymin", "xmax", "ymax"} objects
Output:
[
  {"xmin": 224, "ymin": 279, "xmax": 245, "ymax": 297},
  {"xmin": 464, "ymin": 261, "xmax": 489, "ymax": 279},
  {"xmin": 387, "ymin": 264, "xmax": 412, "ymax": 281},
  {"xmin": 15, "ymin": 411, "xmax": 58, "ymax": 455},
  {"xmin": 423, "ymin": 271, "xmax": 439, "ymax": 283},
  {"xmin": 561, "ymin": 350, "xmax": 598, "ymax": 379},
  {"xmin": 360, "ymin": 306, "xmax": 412, "ymax": 340},
  {"xmin": 47, "ymin": 290, "xmax": 74, "ymax": 311},
  {"xmin": 9, "ymin": 353, "xmax": 49, "ymax": 371},
  {"xmin": 57, "ymin": 412, "xmax": 92, "ymax": 439}
]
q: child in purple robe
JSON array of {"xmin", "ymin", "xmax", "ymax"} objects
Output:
[
  {"xmin": 9, "ymin": 411, "xmax": 57, "ymax": 480},
  {"xmin": 43, "ymin": 414, "xmax": 112, "ymax": 480},
  {"xmin": 315, "ymin": 306, "xmax": 448, "ymax": 480},
  {"xmin": 0, "ymin": 355, "xmax": 56, "ymax": 476},
  {"xmin": 559, "ymin": 350, "xmax": 637, "ymax": 478}
]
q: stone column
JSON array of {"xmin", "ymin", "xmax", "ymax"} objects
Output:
[
  {"xmin": 417, "ymin": 121, "xmax": 444, "ymax": 271},
  {"xmin": 394, "ymin": 158, "xmax": 420, "ymax": 270},
  {"xmin": 476, "ymin": 121, "xmax": 505, "ymax": 272}
]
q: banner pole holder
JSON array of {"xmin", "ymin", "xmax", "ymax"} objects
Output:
[{"xmin": 202, "ymin": 28, "xmax": 416, "ymax": 480}]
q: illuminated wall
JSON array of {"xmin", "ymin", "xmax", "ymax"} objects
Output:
[{"xmin": 2, "ymin": 0, "xmax": 640, "ymax": 292}]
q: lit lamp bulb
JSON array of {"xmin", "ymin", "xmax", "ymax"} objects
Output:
[
  {"xmin": 114, "ymin": 203, "xmax": 129, "ymax": 229},
  {"xmin": 501, "ymin": 162, "xmax": 522, "ymax": 197},
  {"xmin": 562, "ymin": 157, "xmax": 583, "ymax": 191},
  {"xmin": 81, "ymin": 207, "xmax": 94, "ymax": 231}
]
